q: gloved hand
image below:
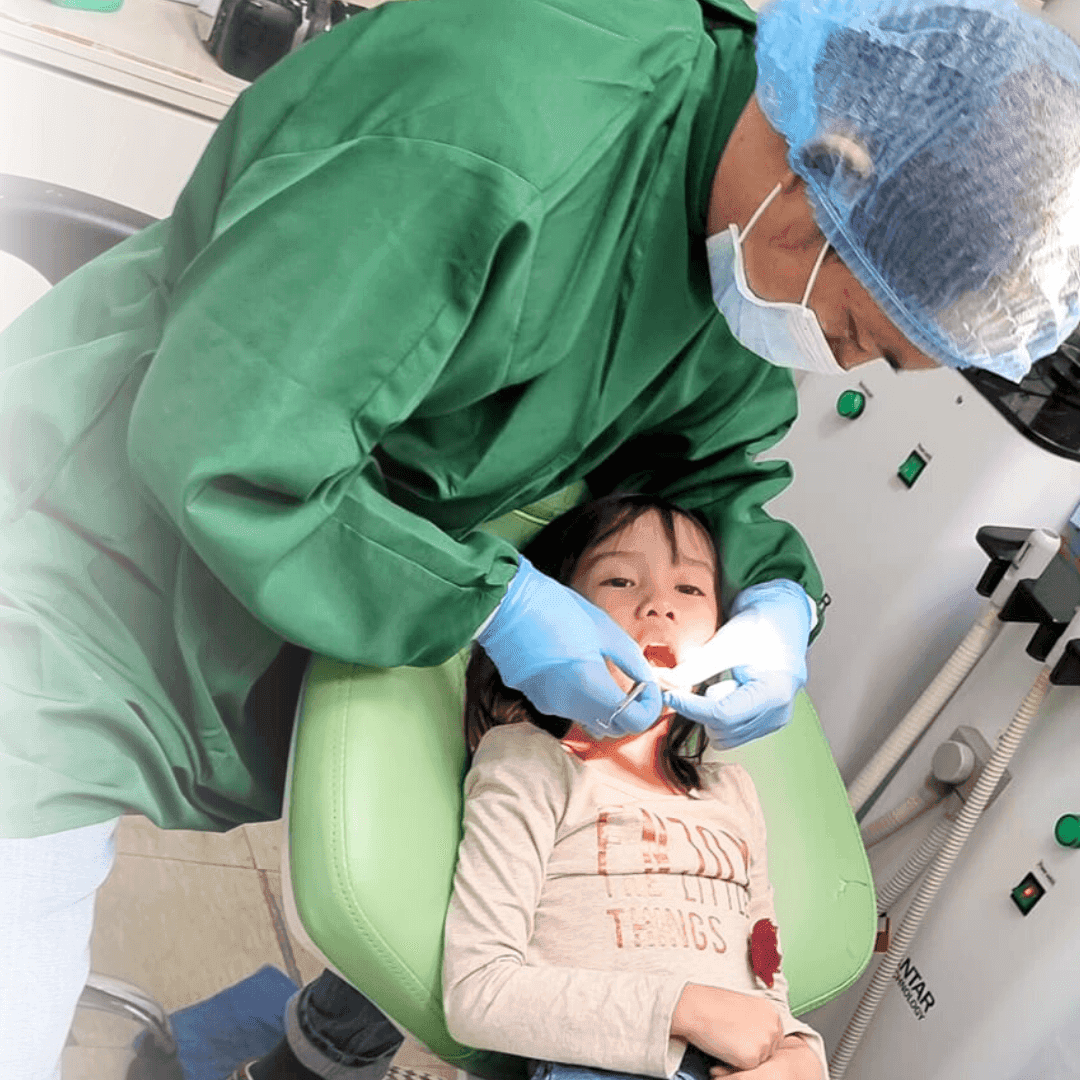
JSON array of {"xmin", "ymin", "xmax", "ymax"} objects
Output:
[
  {"xmin": 476, "ymin": 556, "xmax": 663, "ymax": 737},
  {"xmin": 661, "ymin": 580, "xmax": 814, "ymax": 749}
]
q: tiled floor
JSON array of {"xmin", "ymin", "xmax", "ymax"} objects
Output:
[{"xmin": 64, "ymin": 816, "xmax": 459, "ymax": 1080}]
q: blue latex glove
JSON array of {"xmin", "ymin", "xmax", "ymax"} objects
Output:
[
  {"xmin": 661, "ymin": 580, "xmax": 813, "ymax": 749},
  {"xmin": 476, "ymin": 556, "xmax": 662, "ymax": 737}
]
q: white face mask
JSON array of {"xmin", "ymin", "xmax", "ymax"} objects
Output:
[{"xmin": 707, "ymin": 182, "xmax": 846, "ymax": 375}]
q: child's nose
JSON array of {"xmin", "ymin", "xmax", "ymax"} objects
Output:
[{"xmin": 640, "ymin": 589, "xmax": 677, "ymax": 621}]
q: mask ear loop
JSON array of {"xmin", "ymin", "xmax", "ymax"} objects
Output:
[
  {"xmin": 801, "ymin": 240, "xmax": 831, "ymax": 307},
  {"xmin": 739, "ymin": 181, "xmax": 784, "ymax": 242}
]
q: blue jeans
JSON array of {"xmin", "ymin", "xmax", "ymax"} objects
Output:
[
  {"xmin": 286, "ymin": 972, "xmax": 404, "ymax": 1080},
  {"xmin": 529, "ymin": 1045, "xmax": 720, "ymax": 1080}
]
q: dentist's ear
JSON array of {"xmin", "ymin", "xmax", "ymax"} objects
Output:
[
  {"xmin": 766, "ymin": 173, "xmax": 828, "ymax": 251},
  {"xmin": 779, "ymin": 168, "xmax": 802, "ymax": 195}
]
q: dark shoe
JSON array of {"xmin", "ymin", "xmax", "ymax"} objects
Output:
[
  {"xmin": 126, "ymin": 1037, "xmax": 185, "ymax": 1080},
  {"xmin": 226, "ymin": 1037, "xmax": 325, "ymax": 1080}
]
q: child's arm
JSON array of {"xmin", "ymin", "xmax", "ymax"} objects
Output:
[{"xmin": 442, "ymin": 728, "xmax": 689, "ymax": 1079}]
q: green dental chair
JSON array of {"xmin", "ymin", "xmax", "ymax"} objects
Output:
[{"xmin": 283, "ymin": 490, "xmax": 877, "ymax": 1080}]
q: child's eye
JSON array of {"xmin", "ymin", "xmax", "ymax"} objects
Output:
[
  {"xmin": 601, "ymin": 577, "xmax": 634, "ymax": 588},
  {"xmin": 676, "ymin": 585, "xmax": 705, "ymax": 596}
]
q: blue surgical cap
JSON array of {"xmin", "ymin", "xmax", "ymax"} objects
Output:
[{"xmin": 755, "ymin": 0, "xmax": 1080, "ymax": 381}]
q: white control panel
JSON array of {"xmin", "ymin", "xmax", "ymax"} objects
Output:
[{"xmin": 760, "ymin": 364, "xmax": 1080, "ymax": 780}]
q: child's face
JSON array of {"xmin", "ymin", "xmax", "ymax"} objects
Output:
[{"xmin": 570, "ymin": 510, "xmax": 720, "ymax": 674}]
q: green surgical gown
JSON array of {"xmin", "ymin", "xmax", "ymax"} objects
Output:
[{"xmin": 0, "ymin": 0, "xmax": 823, "ymax": 838}]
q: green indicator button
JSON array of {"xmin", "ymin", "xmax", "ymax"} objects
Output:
[
  {"xmin": 898, "ymin": 449, "xmax": 929, "ymax": 488},
  {"xmin": 1055, "ymin": 814, "xmax": 1080, "ymax": 848},
  {"xmin": 837, "ymin": 390, "xmax": 866, "ymax": 419}
]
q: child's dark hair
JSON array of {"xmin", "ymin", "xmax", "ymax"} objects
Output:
[{"xmin": 465, "ymin": 492, "xmax": 721, "ymax": 794}]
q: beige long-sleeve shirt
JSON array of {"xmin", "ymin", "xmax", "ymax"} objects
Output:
[{"xmin": 443, "ymin": 723, "xmax": 827, "ymax": 1080}]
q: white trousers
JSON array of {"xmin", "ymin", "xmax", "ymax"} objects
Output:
[{"xmin": 0, "ymin": 819, "xmax": 119, "ymax": 1080}]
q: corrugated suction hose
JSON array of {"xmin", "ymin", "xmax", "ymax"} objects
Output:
[
  {"xmin": 830, "ymin": 667, "xmax": 1052, "ymax": 1078},
  {"xmin": 847, "ymin": 603, "xmax": 1002, "ymax": 815}
]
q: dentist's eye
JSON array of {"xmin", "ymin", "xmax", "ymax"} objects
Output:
[{"xmin": 846, "ymin": 312, "xmax": 865, "ymax": 352}]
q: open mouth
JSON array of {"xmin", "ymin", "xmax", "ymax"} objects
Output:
[{"xmin": 643, "ymin": 644, "xmax": 677, "ymax": 669}]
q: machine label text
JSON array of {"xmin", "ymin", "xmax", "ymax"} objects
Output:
[{"xmin": 895, "ymin": 957, "xmax": 936, "ymax": 1020}]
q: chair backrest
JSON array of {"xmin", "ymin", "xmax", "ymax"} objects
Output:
[
  {"xmin": 0, "ymin": 173, "xmax": 156, "ymax": 284},
  {"xmin": 289, "ymin": 651, "xmax": 522, "ymax": 1079},
  {"xmin": 287, "ymin": 652, "xmax": 875, "ymax": 1080}
]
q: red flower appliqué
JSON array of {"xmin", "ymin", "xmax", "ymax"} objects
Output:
[{"xmin": 750, "ymin": 919, "xmax": 782, "ymax": 989}]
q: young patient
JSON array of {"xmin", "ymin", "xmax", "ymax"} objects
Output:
[{"xmin": 442, "ymin": 494, "xmax": 828, "ymax": 1080}]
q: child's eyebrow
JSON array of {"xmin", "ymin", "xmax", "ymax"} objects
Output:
[
  {"xmin": 578, "ymin": 550, "xmax": 644, "ymax": 574},
  {"xmin": 670, "ymin": 555, "xmax": 715, "ymax": 571},
  {"xmin": 586, "ymin": 550, "xmax": 713, "ymax": 571}
]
